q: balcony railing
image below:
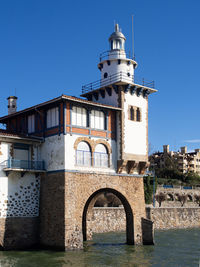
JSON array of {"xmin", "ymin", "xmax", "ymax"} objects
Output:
[
  {"xmin": 82, "ymin": 71, "xmax": 155, "ymax": 94},
  {"xmin": 99, "ymin": 50, "xmax": 135, "ymax": 62},
  {"xmin": 2, "ymin": 159, "xmax": 45, "ymax": 171}
]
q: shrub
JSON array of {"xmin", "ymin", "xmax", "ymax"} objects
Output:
[{"xmin": 155, "ymin": 193, "xmax": 166, "ymax": 207}]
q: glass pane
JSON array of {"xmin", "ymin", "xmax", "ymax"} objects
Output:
[
  {"xmin": 91, "ymin": 110, "xmax": 95, "ymax": 128},
  {"xmin": 77, "ymin": 107, "xmax": 82, "ymax": 126},
  {"xmin": 77, "ymin": 141, "xmax": 90, "ymax": 152},
  {"xmin": 95, "ymin": 144, "xmax": 107, "ymax": 153},
  {"xmin": 99, "ymin": 112, "xmax": 104, "ymax": 130},
  {"xmin": 82, "ymin": 109, "xmax": 87, "ymax": 127},
  {"xmin": 72, "ymin": 106, "xmax": 77, "ymax": 125},
  {"xmin": 94, "ymin": 153, "xmax": 101, "ymax": 167}
]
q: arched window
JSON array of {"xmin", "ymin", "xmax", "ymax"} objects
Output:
[
  {"xmin": 76, "ymin": 141, "xmax": 91, "ymax": 166},
  {"xmin": 94, "ymin": 144, "xmax": 109, "ymax": 167},
  {"xmin": 136, "ymin": 108, "xmax": 141, "ymax": 122},
  {"xmin": 91, "ymin": 110, "xmax": 105, "ymax": 130}
]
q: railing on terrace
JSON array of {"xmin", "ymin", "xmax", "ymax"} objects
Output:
[
  {"xmin": 99, "ymin": 50, "xmax": 135, "ymax": 62},
  {"xmin": 158, "ymin": 185, "xmax": 200, "ymax": 190},
  {"xmin": 82, "ymin": 71, "xmax": 155, "ymax": 94},
  {"xmin": 2, "ymin": 159, "xmax": 45, "ymax": 171}
]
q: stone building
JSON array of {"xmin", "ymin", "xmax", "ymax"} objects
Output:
[
  {"xmin": 0, "ymin": 24, "xmax": 156, "ymax": 250},
  {"xmin": 150, "ymin": 145, "xmax": 200, "ymax": 174}
]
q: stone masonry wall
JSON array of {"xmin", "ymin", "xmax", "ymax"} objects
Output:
[
  {"xmin": 64, "ymin": 171, "xmax": 146, "ymax": 249},
  {"xmin": 0, "ymin": 217, "xmax": 39, "ymax": 250},
  {"xmin": 40, "ymin": 172, "xmax": 65, "ymax": 249},
  {"xmin": 88, "ymin": 207, "xmax": 200, "ymax": 234},
  {"xmin": 147, "ymin": 207, "xmax": 200, "ymax": 229},
  {"xmin": 87, "ymin": 207, "xmax": 126, "ymax": 234},
  {"xmin": 40, "ymin": 171, "xmax": 147, "ymax": 250}
]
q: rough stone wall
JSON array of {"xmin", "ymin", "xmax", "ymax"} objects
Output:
[
  {"xmin": 64, "ymin": 171, "xmax": 146, "ymax": 249},
  {"xmin": 0, "ymin": 217, "xmax": 39, "ymax": 250},
  {"xmin": 87, "ymin": 207, "xmax": 126, "ymax": 234},
  {"xmin": 40, "ymin": 171, "xmax": 146, "ymax": 250},
  {"xmin": 40, "ymin": 172, "xmax": 65, "ymax": 249},
  {"xmin": 147, "ymin": 201, "xmax": 200, "ymax": 208},
  {"xmin": 88, "ymin": 207, "xmax": 200, "ymax": 233},
  {"xmin": 147, "ymin": 207, "xmax": 200, "ymax": 229}
]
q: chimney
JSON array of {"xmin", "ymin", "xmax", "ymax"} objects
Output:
[
  {"xmin": 163, "ymin": 145, "xmax": 169, "ymax": 154},
  {"xmin": 181, "ymin": 146, "xmax": 187, "ymax": 154},
  {"xmin": 7, "ymin": 96, "xmax": 17, "ymax": 115}
]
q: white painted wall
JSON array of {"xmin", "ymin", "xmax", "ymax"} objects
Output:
[
  {"xmin": 0, "ymin": 172, "xmax": 40, "ymax": 218},
  {"xmin": 40, "ymin": 134, "xmax": 65, "ymax": 171},
  {"xmin": 124, "ymin": 92, "xmax": 147, "ymax": 156},
  {"xmin": 92, "ymin": 89, "xmax": 119, "ymax": 107},
  {"xmin": 100, "ymin": 59, "xmax": 134, "ymax": 81},
  {"xmin": 0, "ymin": 142, "xmax": 40, "ymax": 218},
  {"xmin": 64, "ymin": 134, "xmax": 117, "ymax": 173}
]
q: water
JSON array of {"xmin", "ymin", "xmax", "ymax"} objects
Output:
[{"xmin": 0, "ymin": 229, "xmax": 200, "ymax": 267}]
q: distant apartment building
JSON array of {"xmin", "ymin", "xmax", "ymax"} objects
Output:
[{"xmin": 149, "ymin": 145, "xmax": 200, "ymax": 174}]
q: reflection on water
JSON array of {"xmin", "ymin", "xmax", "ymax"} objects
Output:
[{"xmin": 0, "ymin": 229, "xmax": 200, "ymax": 267}]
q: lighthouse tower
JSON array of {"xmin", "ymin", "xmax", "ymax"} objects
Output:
[
  {"xmin": 98, "ymin": 24, "xmax": 137, "ymax": 85},
  {"xmin": 81, "ymin": 24, "xmax": 156, "ymax": 175}
]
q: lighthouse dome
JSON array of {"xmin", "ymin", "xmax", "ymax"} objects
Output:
[
  {"xmin": 108, "ymin": 24, "xmax": 126, "ymax": 42},
  {"xmin": 108, "ymin": 24, "xmax": 126, "ymax": 51}
]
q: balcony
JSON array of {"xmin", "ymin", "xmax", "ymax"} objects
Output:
[
  {"xmin": 99, "ymin": 50, "xmax": 135, "ymax": 62},
  {"xmin": 81, "ymin": 71, "xmax": 155, "ymax": 95},
  {"xmin": 2, "ymin": 159, "xmax": 46, "ymax": 176}
]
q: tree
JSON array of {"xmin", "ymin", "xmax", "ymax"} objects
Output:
[
  {"xmin": 106, "ymin": 193, "xmax": 122, "ymax": 207},
  {"xmin": 155, "ymin": 193, "xmax": 166, "ymax": 207},
  {"xmin": 194, "ymin": 194, "xmax": 200, "ymax": 206},
  {"xmin": 177, "ymin": 194, "xmax": 187, "ymax": 207},
  {"xmin": 143, "ymin": 175, "xmax": 157, "ymax": 204}
]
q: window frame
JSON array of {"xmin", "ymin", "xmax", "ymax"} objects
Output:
[
  {"xmin": 76, "ymin": 141, "xmax": 92, "ymax": 166},
  {"xmin": 94, "ymin": 143, "xmax": 109, "ymax": 168},
  {"xmin": 28, "ymin": 114, "xmax": 35, "ymax": 133},
  {"xmin": 46, "ymin": 107, "xmax": 59, "ymax": 129},
  {"xmin": 71, "ymin": 106, "xmax": 87, "ymax": 128},
  {"xmin": 90, "ymin": 109, "xmax": 105, "ymax": 130}
]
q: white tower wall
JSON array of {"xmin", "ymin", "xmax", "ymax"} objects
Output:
[{"xmin": 124, "ymin": 92, "xmax": 148, "ymax": 156}]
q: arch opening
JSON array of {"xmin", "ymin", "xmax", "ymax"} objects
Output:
[{"xmin": 82, "ymin": 188, "xmax": 134, "ymax": 245}]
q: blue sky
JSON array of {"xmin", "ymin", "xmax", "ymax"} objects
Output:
[{"xmin": 0, "ymin": 0, "xmax": 200, "ymax": 153}]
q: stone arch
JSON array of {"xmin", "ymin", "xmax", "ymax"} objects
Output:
[
  {"xmin": 74, "ymin": 137, "xmax": 95, "ymax": 153},
  {"xmin": 82, "ymin": 188, "xmax": 134, "ymax": 245},
  {"xmin": 94, "ymin": 139, "xmax": 112, "ymax": 154}
]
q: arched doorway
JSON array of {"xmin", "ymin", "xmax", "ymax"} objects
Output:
[{"xmin": 82, "ymin": 188, "xmax": 134, "ymax": 245}]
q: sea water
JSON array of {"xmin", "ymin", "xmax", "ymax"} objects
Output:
[{"xmin": 0, "ymin": 229, "xmax": 200, "ymax": 267}]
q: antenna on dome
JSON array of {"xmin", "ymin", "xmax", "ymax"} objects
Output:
[{"xmin": 132, "ymin": 15, "xmax": 134, "ymax": 59}]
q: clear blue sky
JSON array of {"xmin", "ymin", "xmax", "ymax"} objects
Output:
[{"xmin": 0, "ymin": 0, "xmax": 200, "ymax": 153}]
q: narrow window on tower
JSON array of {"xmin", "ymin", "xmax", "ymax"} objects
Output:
[
  {"xmin": 130, "ymin": 106, "xmax": 134, "ymax": 121},
  {"xmin": 136, "ymin": 108, "xmax": 141, "ymax": 122},
  {"xmin": 129, "ymin": 106, "xmax": 142, "ymax": 122}
]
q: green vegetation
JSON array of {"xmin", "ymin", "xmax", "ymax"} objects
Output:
[
  {"xmin": 155, "ymin": 167, "xmax": 200, "ymax": 186},
  {"xmin": 143, "ymin": 175, "xmax": 157, "ymax": 204},
  {"xmin": 144, "ymin": 159, "xmax": 200, "ymax": 204}
]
